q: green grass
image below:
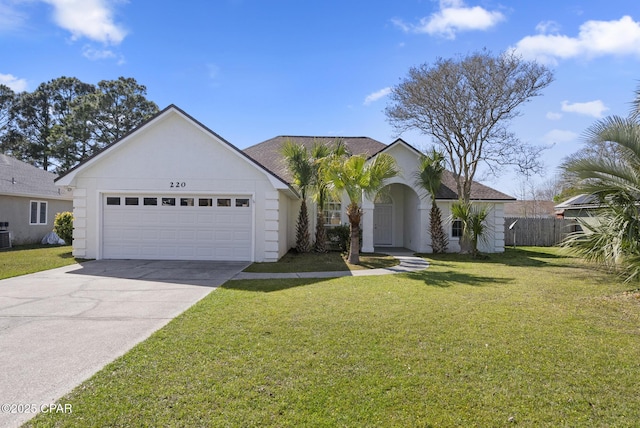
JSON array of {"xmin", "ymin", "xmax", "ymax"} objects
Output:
[
  {"xmin": 26, "ymin": 247, "xmax": 640, "ymax": 427},
  {"xmin": 0, "ymin": 244, "xmax": 75, "ymax": 280},
  {"xmin": 243, "ymin": 250, "xmax": 398, "ymax": 273}
]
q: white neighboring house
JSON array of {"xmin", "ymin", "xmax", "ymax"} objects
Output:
[
  {"xmin": 55, "ymin": 105, "xmax": 514, "ymax": 262},
  {"xmin": 0, "ymin": 154, "xmax": 72, "ymax": 246}
]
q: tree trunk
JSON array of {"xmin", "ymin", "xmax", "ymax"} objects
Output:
[
  {"xmin": 346, "ymin": 202, "xmax": 362, "ymax": 264},
  {"xmin": 295, "ymin": 200, "xmax": 311, "ymax": 253},
  {"xmin": 314, "ymin": 211, "xmax": 327, "ymax": 253},
  {"xmin": 430, "ymin": 203, "xmax": 448, "ymax": 253}
]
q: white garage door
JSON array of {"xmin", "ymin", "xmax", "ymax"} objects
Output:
[{"xmin": 102, "ymin": 195, "xmax": 252, "ymax": 261}]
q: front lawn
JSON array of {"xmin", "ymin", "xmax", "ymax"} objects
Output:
[
  {"xmin": 27, "ymin": 247, "xmax": 640, "ymax": 427},
  {"xmin": 243, "ymin": 250, "xmax": 398, "ymax": 273},
  {"xmin": 0, "ymin": 244, "xmax": 75, "ymax": 280}
]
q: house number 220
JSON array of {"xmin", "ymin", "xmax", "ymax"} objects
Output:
[{"xmin": 170, "ymin": 181, "xmax": 186, "ymax": 188}]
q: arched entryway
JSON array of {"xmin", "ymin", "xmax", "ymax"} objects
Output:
[{"xmin": 370, "ymin": 183, "xmax": 425, "ymax": 251}]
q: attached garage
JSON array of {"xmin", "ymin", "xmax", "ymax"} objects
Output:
[
  {"xmin": 102, "ymin": 194, "xmax": 253, "ymax": 261},
  {"xmin": 54, "ymin": 105, "xmax": 296, "ymax": 263}
]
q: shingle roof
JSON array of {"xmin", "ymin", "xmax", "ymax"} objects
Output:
[
  {"xmin": 437, "ymin": 171, "xmax": 515, "ymax": 200},
  {"xmin": 0, "ymin": 154, "xmax": 72, "ymax": 200},
  {"xmin": 243, "ymin": 136, "xmax": 385, "ymax": 183},
  {"xmin": 244, "ymin": 136, "xmax": 515, "ymax": 201}
]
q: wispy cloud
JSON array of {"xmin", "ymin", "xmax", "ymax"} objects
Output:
[
  {"xmin": 42, "ymin": 0, "xmax": 127, "ymax": 44},
  {"xmin": 392, "ymin": 0, "xmax": 505, "ymax": 39},
  {"xmin": 561, "ymin": 100, "xmax": 609, "ymax": 118},
  {"xmin": 0, "ymin": 73, "xmax": 28, "ymax": 92},
  {"xmin": 512, "ymin": 15, "xmax": 640, "ymax": 65},
  {"xmin": 546, "ymin": 112, "xmax": 563, "ymax": 120},
  {"xmin": 363, "ymin": 87, "xmax": 391, "ymax": 106}
]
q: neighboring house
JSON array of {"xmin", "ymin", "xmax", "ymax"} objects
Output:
[
  {"xmin": 55, "ymin": 105, "xmax": 514, "ymax": 262},
  {"xmin": 0, "ymin": 154, "xmax": 72, "ymax": 246},
  {"xmin": 554, "ymin": 194, "xmax": 600, "ymax": 219},
  {"xmin": 503, "ymin": 200, "xmax": 557, "ymax": 218}
]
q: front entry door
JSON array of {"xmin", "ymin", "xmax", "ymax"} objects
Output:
[{"xmin": 373, "ymin": 204, "xmax": 392, "ymax": 246}]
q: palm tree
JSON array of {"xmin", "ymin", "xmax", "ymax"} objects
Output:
[
  {"xmin": 310, "ymin": 140, "xmax": 349, "ymax": 253},
  {"xmin": 282, "ymin": 140, "xmax": 313, "ymax": 253},
  {"xmin": 414, "ymin": 148, "xmax": 448, "ymax": 253},
  {"xmin": 324, "ymin": 153, "xmax": 399, "ymax": 264},
  {"xmin": 562, "ymin": 95, "xmax": 640, "ymax": 281},
  {"xmin": 450, "ymin": 201, "xmax": 490, "ymax": 258}
]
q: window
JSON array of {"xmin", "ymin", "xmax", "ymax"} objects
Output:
[
  {"xmin": 162, "ymin": 198, "xmax": 176, "ymax": 206},
  {"xmin": 235, "ymin": 198, "xmax": 250, "ymax": 207},
  {"xmin": 180, "ymin": 198, "xmax": 195, "ymax": 206},
  {"xmin": 217, "ymin": 198, "xmax": 231, "ymax": 207},
  {"xmin": 106, "ymin": 197, "xmax": 120, "ymax": 206},
  {"xmin": 199, "ymin": 198, "xmax": 213, "ymax": 207},
  {"xmin": 143, "ymin": 198, "xmax": 158, "ymax": 206},
  {"xmin": 323, "ymin": 199, "xmax": 342, "ymax": 226},
  {"xmin": 452, "ymin": 220, "xmax": 463, "ymax": 238},
  {"xmin": 30, "ymin": 201, "xmax": 47, "ymax": 225},
  {"xmin": 125, "ymin": 197, "xmax": 139, "ymax": 206}
]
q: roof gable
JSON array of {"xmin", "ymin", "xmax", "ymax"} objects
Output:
[
  {"xmin": 0, "ymin": 154, "xmax": 71, "ymax": 200},
  {"xmin": 55, "ymin": 105, "xmax": 293, "ymax": 192},
  {"xmin": 372, "ymin": 139, "xmax": 514, "ymax": 201}
]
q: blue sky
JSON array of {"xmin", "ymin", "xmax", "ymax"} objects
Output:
[{"xmin": 2, "ymin": 0, "xmax": 640, "ymax": 196}]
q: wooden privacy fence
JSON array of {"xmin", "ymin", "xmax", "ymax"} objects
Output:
[{"xmin": 504, "ymin": 217, "xmax": 572, "ymax": 247}]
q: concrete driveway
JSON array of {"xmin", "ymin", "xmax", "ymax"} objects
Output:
[{"xmin": 0, "ymin": 259, "xmax": 248, "ymax": 428}]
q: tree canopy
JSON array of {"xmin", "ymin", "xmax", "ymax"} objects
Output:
[
  {"xmin": 0, "ymin": 76, "xmax": 159, "ymax": 172},
  {"xmin": 386, "ymin": 49, "xmax": 553, "ymax": 202}
]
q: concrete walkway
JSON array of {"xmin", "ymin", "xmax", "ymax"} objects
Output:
[{"xmin": 232, "ymin": 248, "xmax": 429, "ymax": 280}]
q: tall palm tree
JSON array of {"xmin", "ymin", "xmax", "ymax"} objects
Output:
[
  {"xmin": 323, "ymin": 153, "xmax": 399, "ymax": 264},
  {"xmin": 414, "ymin": 148, "xmax": 448, "ymax": 253},
  {"xmin": 562, "ymin": 96, "xmax": 640, "ymax": 281},
  {"xmin": 310, "ymin": 140, "xmax": 349, "ymax": 253},
  {"xmin": 282, "ymin": 140, "xmax": 313, "ymax": 253}
]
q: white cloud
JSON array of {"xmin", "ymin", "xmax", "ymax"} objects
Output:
[
  {"xmin": 363, "ymin": 87, "xmax": 391, "ymax": 106},
  {"xmin": 546, "ymin": 112, "xmax": 563, "ymax": 120},
  {"xmin": 561, "ymin": 100, "xmax": 609, "ymax": 118},
  {"xmin": 513, "ymin": 16, "xmax": 640, "ymax": 64},
  {"xmin": 393, "ymin": 0, "xmax": 505, "ymax": 39},
  {"xmin": 543, "ymin": 129, "xmax": 579, "ymax": 144},
  {"xmin": 42, "ymin": 0, "xmax": 127, "ymax": 44},
  {"xmin": 0, "ymin": 73, "xmax": 28, "ymax": 92},
  {"xmin": 535, "ymin": 20, "xmax": 561, "ymax": 35}
]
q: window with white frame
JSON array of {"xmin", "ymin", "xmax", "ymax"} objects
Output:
[
  {"xmin": 30, "ymin": 201, "xmax": 48, "ymax": 225},
  {"xmin": 323, "ymin": 198, "xmax": 342, "ymax": 226},
  {"xmin": 451, "ymin": 219, "xmax": 463, "ymax": 238}
]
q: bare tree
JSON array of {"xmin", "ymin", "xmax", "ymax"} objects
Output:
[{"xmin": 386, "ymin": 49, "xmax": 553, "ymax": 202}]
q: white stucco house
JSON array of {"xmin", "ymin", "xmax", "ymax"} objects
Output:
[{"xmin": 55, "ymin": 105, "xmax": 514, "ymax": 262}]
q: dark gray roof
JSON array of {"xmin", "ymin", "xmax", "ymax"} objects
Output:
[
  {"xmin": 0, "ymin": 154, "xmax": 71, "ymax": 200},
  {"xmin": 243, "ymin": 136, "xmax": 385, "ymax": 183},
  {"xmin": 437, "ymin": 171, "xmax": 515, "ymax": 201},
  {"xmin": 244, "ymin": 136, "xmax": 515, "ymax": 201}
]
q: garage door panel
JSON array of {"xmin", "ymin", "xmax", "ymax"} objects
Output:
[{"xmin": 103, "ymin": 195, "xmax": 252, "ymax": 261}]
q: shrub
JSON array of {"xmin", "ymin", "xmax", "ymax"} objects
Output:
[
  {"xmin": 54, "ymin": 212, "xmax": 74, "ymax": 245},
  {"xmin": 326, "ymin": 224, "xmax": 350, "ymax": 252}
]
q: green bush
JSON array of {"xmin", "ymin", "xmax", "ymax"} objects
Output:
[
  {"xmin": 54, "ymin": 212, "xmax": 74, "ymax": 245},
  {"xmin": 326, "ymin": 224, "xmax": 350, "ymax": 252}
]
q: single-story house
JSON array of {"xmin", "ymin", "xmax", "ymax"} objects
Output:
[
  {"xmin": 55, "ymin": 105, "xmax": 514, "ymax": 262},
  {"xmin": 0, "ymin": 154, "xmax": 73, "ymax": 246}
]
